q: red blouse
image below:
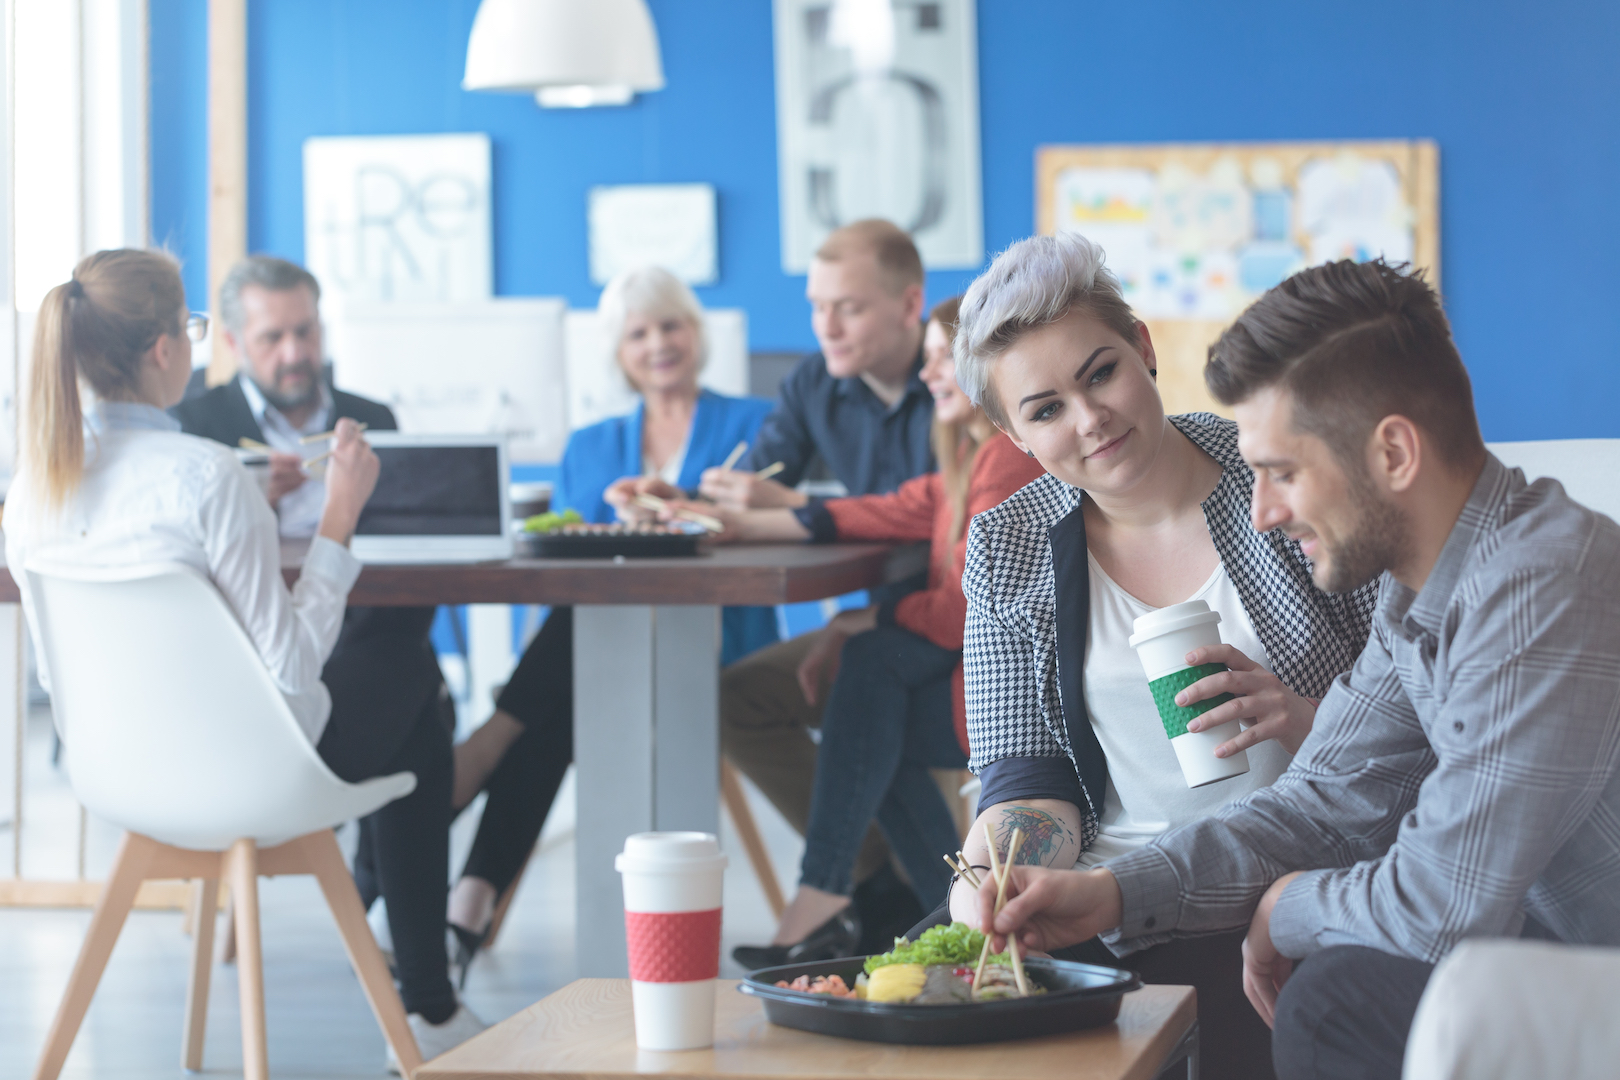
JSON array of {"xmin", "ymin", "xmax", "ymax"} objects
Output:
[{"xmin": 824, "ymin": 433, "xmax": 1046, "ymax": 753}]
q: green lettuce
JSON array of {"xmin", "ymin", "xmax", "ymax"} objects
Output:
[{"xmin": 863, "ymin": 921, "xmax": 1006, "ymax": 974}]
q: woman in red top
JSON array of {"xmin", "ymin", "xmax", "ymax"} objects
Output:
[{"xmin": 662, "ymin": 297, "xmax": 1044, "ymax": 961}]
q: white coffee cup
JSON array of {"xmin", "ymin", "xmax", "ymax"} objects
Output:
[
  {"xmin": 1127, "ymin": 600, "xmax": 1250, "ymax": 788},
  {"xmin": 614, "ymin": 832, "xmax": 728, "ymax": 1051}
]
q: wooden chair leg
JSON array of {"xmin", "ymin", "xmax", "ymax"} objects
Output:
[
  {"xmin": 181, "ymin": 878, "xmax": 200, "ymax": 938},
  {"xmin": 32, "ymin": 832, "xmax": 158, "ymax": 1080},
  {"xmin": 181, "ymin": 876, "xmax": 220, "ymax": 1071},
  {"xmin": 225, "ymin": 840, "xmax": 269, "ymax": 1080},
  {"xmin": 722, "ymin": 758, "xmax": 785, "ymax": 919},
  {"xmin": 218, "ymin": 892, "xmax": 237, "ymax": 964},
  {"xmin": 298, "ymin": 831, "xmax": 423, "ymax": 1075}
]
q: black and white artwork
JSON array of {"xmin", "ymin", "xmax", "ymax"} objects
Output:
[{"xmin": 774, "ymin": 0, "xmax": 983, "ymax": 271}]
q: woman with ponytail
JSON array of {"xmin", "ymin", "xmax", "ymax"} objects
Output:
[{"xmin": 3, "ymin": 250, "xmax": 485, "ymax": 1061}]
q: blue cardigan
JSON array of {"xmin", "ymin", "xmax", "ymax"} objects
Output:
[{"xmin": 553, "ymin": 389, "xmax": 779, "ymax": 664}]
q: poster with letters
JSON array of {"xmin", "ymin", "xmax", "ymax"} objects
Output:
[
  {"xmin": 304, "ymin": 133, "xmax": 492, "ymax": 307},
  {"xmin": 774, "ymin": 0, "xmax": 983, "ymax": 271}
]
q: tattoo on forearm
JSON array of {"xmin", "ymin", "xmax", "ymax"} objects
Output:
[{"xmin": 995, "ymin": 807, "xmax": 1076, "ymax": 867}]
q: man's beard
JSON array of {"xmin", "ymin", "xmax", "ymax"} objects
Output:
[
  {"xmin": 1316, "ymin": 473, "xmax": 1410, "ymax": 593},
  {"xmin": 255, "ymin": 362, "xmax": 320, "ymax": 413}
]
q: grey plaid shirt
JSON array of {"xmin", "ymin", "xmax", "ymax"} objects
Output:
[{"xmin": 1110, "ymin": 454, "xmax": 1620, "ymax": 961}]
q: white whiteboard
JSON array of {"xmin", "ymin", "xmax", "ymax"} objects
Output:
[
  {"xmin": 564, "ymin": 309, "xmax": 750, "ymax": 431},
  {"xmin": 326, "ymin": 298, "xmax": 569, "ymax": 464}
]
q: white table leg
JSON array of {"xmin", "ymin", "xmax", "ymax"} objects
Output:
[{"xmin": 573, "ymin": 604, "xmax": 720, "ymax": 977}]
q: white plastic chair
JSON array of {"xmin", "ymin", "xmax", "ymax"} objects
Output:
[
  {"xmin": 1488, "ymin": 439, "xmax": 1620, "ymax": 520},
  {"xmin": 23, "ymin": 560, "xmax": 422, "ymax": 1080}
]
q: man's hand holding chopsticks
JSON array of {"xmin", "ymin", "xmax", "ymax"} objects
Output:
[{"xmin": 976, "ymin": 865, "xmax": 1125, "ymax": 955}]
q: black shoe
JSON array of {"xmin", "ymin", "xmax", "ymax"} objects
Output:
[
  {"xmin": 852, "ymin": 863, "xmax": 925, "ymax": 955},
  {"xmin": 448, "ymin": 922, "xmax": 489, "ymax": 991},
  {"xmin": 731, "ymin": 908, "xmax": 861, "ymax": 971}
]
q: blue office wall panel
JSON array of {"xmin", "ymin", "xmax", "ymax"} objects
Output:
[{"xmin": 150, "ymin": 0, "xmax": 1620, "ymax": 441}]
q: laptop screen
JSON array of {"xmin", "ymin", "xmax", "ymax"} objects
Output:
[{"xmin": 355, "ymin": 445, "xmax": 505, "ymax": 537}]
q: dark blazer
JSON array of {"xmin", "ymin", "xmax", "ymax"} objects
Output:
[
  {"xmin": 170, "ymin": 377, "xmax": 447, "ymax": 745},
  {"xmin": 171, "ymin": 377, "xmax": 400, "ymax": 445}
]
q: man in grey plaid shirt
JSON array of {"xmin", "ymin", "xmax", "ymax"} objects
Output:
[{"xmin": 978, "ymin": 260, "xmax": 1620, "ymax": 1080}]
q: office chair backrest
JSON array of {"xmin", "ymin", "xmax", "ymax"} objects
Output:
[{"xmin": 25, "ymin": 560, "xmax": 412, "ymax": 850}]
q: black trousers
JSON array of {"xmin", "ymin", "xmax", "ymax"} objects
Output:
[
  {"xmin": 1271, "ymin": 945, "xmax": 1434, "ymax": 1080},
  {"xmin": 908, "ymin": 906, "xmax": 1274, "ymax": 1080},
  {"xmin": 457, "ymin": 606, "xmax": 575, "ymax": 893},
  {"xmin": 319, "ymin": 606, "xmax": 457, "ymax": 1024}
]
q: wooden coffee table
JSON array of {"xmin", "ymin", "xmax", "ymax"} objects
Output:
[{"xmin": 417, "ymin": 979, "xmax": 1198, "ymax": 1080}]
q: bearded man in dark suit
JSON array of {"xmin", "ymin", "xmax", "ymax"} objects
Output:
[{"xmin": 172, "ymin": 256, "xmax": 465, "ymax": 1032}]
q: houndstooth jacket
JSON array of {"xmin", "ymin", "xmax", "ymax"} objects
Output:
[{"xmin": 962, "ymin": 413, "xmax": 1379, "ymax": 848}]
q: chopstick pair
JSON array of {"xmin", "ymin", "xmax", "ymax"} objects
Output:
[
  {"xmin": 240, "ymin": 422, "xmax": 369, "ymax": 467},
  {"xmin": 971, "ymin": 823, "xmax": 1031, "ymax": 998},
  {"xmin": 240, "ymin": 436, "xmax": 335, "ymax": 472},
  {"xmin": 718, "ymin": 440, "xmax": 785, "ymax": 482},
  {"xmin": 300, "ymin": 422, "xmax": 367, "ymax": 444},
  {"xmin": 943, "ymin": 852, "xmax": 982, "ymax": 889},
  {"xmin": 632, "ymin": 493, "xmax": 724, "ymax": 534}
]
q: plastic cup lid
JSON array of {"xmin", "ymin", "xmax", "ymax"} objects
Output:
[
  {"xmin": 615, "ymin": 831, "xmax": 727, "ymax": 874},
  {"xmin": 1127, "ymin": 600, "xmax": 1222, "ymax": 650}
]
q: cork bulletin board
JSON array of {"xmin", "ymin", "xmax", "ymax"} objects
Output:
[{"xmin": 1036, "ymin": 140, "xmax": 1440, "ymax": 416}]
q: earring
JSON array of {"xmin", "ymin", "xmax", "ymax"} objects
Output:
[
  {"xmin": 1026, "ymin": 449, "xmax": 1035, "ymax": 458},
  {"xmin": 1149, "ymin": 368, "xmax": 1158, "ymax": 377}
]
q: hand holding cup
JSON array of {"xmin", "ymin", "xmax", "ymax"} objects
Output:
[{"xmin": 1176, "ymin": 643, "xmax": 1318, "ymax": 756}]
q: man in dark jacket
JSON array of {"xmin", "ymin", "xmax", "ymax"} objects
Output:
[{"xmin": 172, "ymin": 256, "xmax": 475, "ymax": 1046}]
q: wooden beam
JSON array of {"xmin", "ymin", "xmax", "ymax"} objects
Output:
[
  {"xmin": 0, "ymin": 877, "xmax": 206, "ymax": 910},
  {"xmin": 205, "ymin": 0, "xmax": 247, "ymax": 387}
]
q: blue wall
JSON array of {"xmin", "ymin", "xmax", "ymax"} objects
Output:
[{"xmin": 150, "ymin": 0, "xmax": 1620, "ymax": 442}]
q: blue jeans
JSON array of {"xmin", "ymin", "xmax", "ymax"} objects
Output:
[{"xmin": 798, "ymin": 625, "xmax": 967, "ymax": 909}]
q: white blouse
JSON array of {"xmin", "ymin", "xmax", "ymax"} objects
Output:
[{"xmin": 3, "ymin": 402, "xmax": 360, "ymax": 745}]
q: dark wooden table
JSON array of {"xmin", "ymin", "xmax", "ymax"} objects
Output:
[
  {"xmin": 0, "ymin": 540, "xmax": 926, "ymax": 608},
  {"xmin": 0, "ymin": 540, "xmax": 925, "ymax": 973}
]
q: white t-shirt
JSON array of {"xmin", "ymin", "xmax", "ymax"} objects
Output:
[{"xmin": 1077, "ymin": 550, "xmax": 1294, "ymax": 868}]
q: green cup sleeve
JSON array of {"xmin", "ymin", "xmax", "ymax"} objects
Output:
[{"xmin": 1148, "ymin": 663, "xmax": 1234, "ymax": 739}]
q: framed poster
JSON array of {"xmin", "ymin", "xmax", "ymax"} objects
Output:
[
  {"xmin": 304, "ymin": 133, "xmax": 492, "ymax": 307},
  {"xmin": 588, "ymin": 183, "xmax": 718, "ymax": 286},
  {"xmin": 774, "ymin": 0, "xmax": 983, "ymax": 271}
]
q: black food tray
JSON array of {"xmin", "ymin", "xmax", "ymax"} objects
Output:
[
  {"xmin": 520, "ymin": 530, "xmax": 704, "ymax": 559},
  {"xmin": 739, "ymin": 956, "xmax": 1140, "ymax": 1045}
]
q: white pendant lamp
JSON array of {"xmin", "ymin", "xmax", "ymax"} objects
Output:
[{"xmin": 463, "ymin": 0, "xmax": 666, "ymax": 109}]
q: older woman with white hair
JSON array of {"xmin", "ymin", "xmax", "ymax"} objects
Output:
[
  {"xmin": 931, "ymin": 233, "xmax": 1378, "ymax": 1080},
  {"xmin": 441, "ymin": 266, "xmax": 777, "ymax": 982}
]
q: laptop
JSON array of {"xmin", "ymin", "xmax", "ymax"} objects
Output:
[{"xmin": 349, "ymin": 433, "xmax": 514, "ymax": 564}]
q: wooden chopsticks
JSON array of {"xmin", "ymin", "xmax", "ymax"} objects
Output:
[
  {"xmin": 970, "ymin": 823, "xmax": 1031, "ymax": 997},
  {"xmin": 754, "ymin": 461, "xmax": 785, "ymax": 481},
  {"xmin": 300, "ymin": 422, "xmax": 367, "ymax": 444},
  {"xmin": 720, "ymin": 441, "xmax": 748, "ymax": 471},
  {"xmin": 632, "ymin": 493, "xmax": 724, "ymax": 533},
  {"xmin": 242, "ymin": 423, "xmax": 370, "ymax": 468}
]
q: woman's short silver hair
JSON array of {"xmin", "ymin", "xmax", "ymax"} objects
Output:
[
  {"xmin": 953, "ymin": 232, "xmax": 1139, "ymax": 427},
  {"xmin": 597, "ymin": 265, "xmax": 708, "ymax": 383}
]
